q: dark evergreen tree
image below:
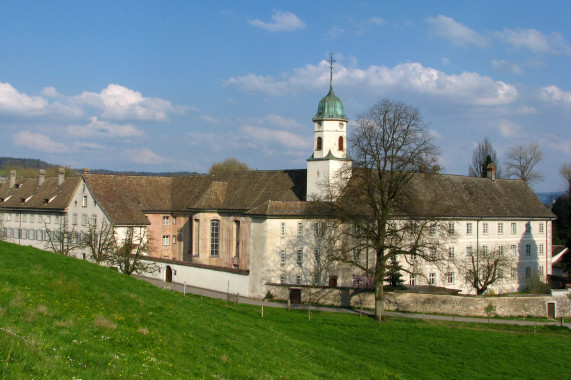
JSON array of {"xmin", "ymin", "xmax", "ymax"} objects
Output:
[{"xmin": 384, "ymin": 256, "xmax": 404, "ymax": 287}]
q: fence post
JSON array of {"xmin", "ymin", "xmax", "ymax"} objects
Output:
[
  {"xmin": 184, "ymin": 281, "xmax": 186, "ymax": 296},
  {"xmin": 288, "ymin": 299, "xmax": 291, "ymax": 311}
]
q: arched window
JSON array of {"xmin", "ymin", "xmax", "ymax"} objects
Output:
[
  {"xmin": 338, "ymin": 136, "xmax": 344, "ymax": 151},
  {"xmin": 316, "ymin": 137, "xmax": 322, "ymax": 151}
]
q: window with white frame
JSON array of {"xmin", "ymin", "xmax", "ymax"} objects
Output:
[
  {"xmin": 539, "ymin": 222, "xmax": 544, "ymax": 234},
  {"xmin": 448, "ymin": 222, "xmax": 455, "ymax": 234},
  {"xmin": 429, "ymin": 273, "xmax": 436, "ymax": 285},
  {"xmin": 448, "ymin": 246, "xmax": 455, "ymax": 260},
  {"xmin": 81, "ymin": 214, "xmax": 88, "ymax": 226},
  {"xmin": 72, "ymin": 213, "xmax": 78, "ymax": 225},
  {"xmin": 511, "ymin": 222, "xmax": 517, "ymax": 235},
  {"xmin": 313, "ymin": 272, "xmax": 320, "ymax": 285},
  {"xmin": 511, "ymin": 244, "xmax": 517, "ymax": 256},
  {"xmin": 539, "ymin": 266, "xmax": 544, "ymax": 275},
  {"xmin": 280, "ymin": 250, "xmax": 286, "ymax": 264},
  {"xmin": 525, "ymin": 266, "xmax": 531, "ymax": 278},
  {"xmin": 297, "ymin": 222, "xmax": 303, "ymax": 237},
  {"xmin": 162, "ymin": 235, "xmax": 170, "ymax": 246},
  {"xmin": 296, "ymin": 275, "xmax": 302, "ymax": 285},
  {"xmin": 430, "ymin": 247, "xmax": 437, "ymax": 258},
  {"xmin": 539, "ymin": 244, "xmax": 544, "ymax": 255},
  {"xmin": 313, "ymin": 222, "xmax": 320, "ymax": 235},
  {"xmin": 163, "ymin": 216, "xmax": 170, "ymax": 226},
  {"xmin": 498, "ymin": 245, "xmax": 504, "ymax": 256},
  {"xmin": 22, "ymin": 214, "xmax": 27, "ymax": 222},
  {"xmin": 82, "ymin": 196, "xmax": 88, "ymax": 207},
  {"xmin": 409, "ymin": 274, "xmax": 416, "ymax": 285},
  {"xmin": 466, "ymin": 222, "xmax": 473, "ymax": 235},
  {"xmin": 497, "ymin": 222, "xmax": 504, "ymax": 235},
  {"xmin": 91, "ymin": 214, "xmax": 97, "ymax": 226},
  {"xmin": 296, "ymin": 249, "xmax": 303, "ymax": 265},
  {"xmin": 29, "ymin": 214, "xmax": 35, "ymax": 223},
  {"xmin": 280, "ymin": 275, "xmax": 286, "ymax": 285},
  {"xmin": 511, "ymin": 268, "xmax": 517, "ymax": 279},
  {"xmin": 482, "ymin": 222, "xmax": 489, "ymax": 235},
  {"xmin": 210, "ymin": 220, "xmax": 219, "ymax": 256},
  {"xmin": 280, "ymin": 222, "xmax": 286, "ymax": 236},
  {"xmin": 525, "ymin": 244, "xmax": 531, "ymax": 256},
  {"xmin": 314, "ymin": 248, "xmax": 321, "ymax": 264},
  {"xmin": 466, "ymin": 246, "xmax": 473, "ymax": 256},
  {"xmin": 429, "ymin": 223, "xmax": 437, "ymax": 236},
  {"xmin": 172, "ymin": 236, "xmax": 176, "ymax": 244},
  {"xmin": 447, "ymin": 272, "xmax": 454, "ymax": 284},
  {"xmin": 482, "ymin": 245, "xmax": 489, "ymax": 254},
  {"xmin": 525, "ymin": 222, "xmax": 531, "ymax": 233}
]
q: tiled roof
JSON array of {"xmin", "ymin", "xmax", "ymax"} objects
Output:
[
  {"xmin": 84, "ymin": 174, "xmax": 173, "ymax": 225},
  {"xmin": 246, "ymin": 200, "xmax": 333, "ymax": 217},
  {"xmin": 0, "ymin": 176, "xmax": 81, "ymax": 211}
]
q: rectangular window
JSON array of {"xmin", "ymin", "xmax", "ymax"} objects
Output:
[
  {"xmin": 511, "ymin": 244, "xmax": 517, "ymax": 256},
  {"xmin": 280, "ymin": 250, "xmax": 286, "ymax": 264},
  {"xmin": 466, "ymin": 246, "xmax": 473, "ymax": 256},
  {"xmin": 314, "ymin": 248, "xmax": 321, "ymax": 264},
  {"xmin": 296, "ymin": 275, "xmax": 302, "ymax": 285},
  {"xmin": 172, "ymin": 236, "xmax": 177, "ymax": 244},
  {"xmin": 296, "ymin": 249, "xmax": 303, "ymax": 265},
  {"xmin": 313, "ymin": 272, "xmax": 320, "ymax": 285},
  {"xmin": 429, "ymin": 223, "xmax": 437, "ymax": 236},
  {"xmin": 72, "ymin": 213, "xmax": 77, "ymax": 225},
  {"xmin": 525, "ymin": 222, "xmax": 531, "ymax": 233},
  {"xmin": 539, "ymin": 223, "xmax": 544, "ymax": 234},
  {"xmin": 37, "ymin": 230, "xmax": 43, "ymax": 241},
  {"xmin": 430, "ymin": 247, "xmax": 437, "ymax": 258},
  {"xmin": 22, "ymin": 214, "xmax": 27, "ymax": 222},
  {"xmin": 162, "ymin": 235, "xmax": 170, "ymax": 246},
  {"xmin": 297, "ymin": 222, "xmax": 303, "ymax": 237},
  {"xmin": 448, "ymin": 246, "xmax": 455, "ymax": 260},
  {"xmin": 447, "ymin": 272, "xmax": 454, "ymax": 285},
  {"xmin": 29, "ymin": 214, "xmax": 34, "ymax": 223},
  {"xmin": 280, "ymin": 275, "xmax": 286, "ymax": 285},
  {"xmin": 482, "ymin": 222, "xmax": 489, "ymax": 235},
  {"xmin": 539, "ymin": 244, "xmax": 544, "ymax": 256},
  {"xmin": 29, "ymin": 229, "xmax": 35, "ymax": 240},
  {"xmin": 539, "ymin": 266, "xmax": 544, "ymax": 275},
  {"xmin": 525, "ymin": 244, "xmax": 531, "ymax": 256},
  {"xmin": 448, "ymin": 222, "xmax": 455, "ymax": 235},
  {"xmin": 280, "ymin": 222, "xmax": 286, "ymax": 236},
  {"xmin": 498, "ymin": 245, "xmax": 504, "ymax": 256},
  {"xmin": 313, "ymin": 222, "xmax": 320, "ymax": 234},
  {"xmin": 81, "ymin": 213, "xmax": 88, "ymax": 226},
  {"xmin": 163, "ymin": 216, "xmax": 170, "ymax": 226},
  {"xmin": 525, "ymin": 267, "xmax": 531, "ymax": 278},
  {"xmin": 482, "ymin": 245, "xmax": 489, "ymax": 254},
  {"xmin": 497, "ymin": 222, "xmax": 504, "ymax": 235},
  {"xmin": 429, "ymin": 273, "xmax": 436, "ymax": 285},
  {"xmin": 82, "ymin": 196, "xmax": 88, "ymax": 207},
  {"xmin": 511, "ymin": 222, "xmax": 517, "ymax": 235},
  {"xmin": 466, "ymin": 222, "xmax": 473, "ymax": 235},
  {"xmin": 409, "ymin": 275, "xmax": 416, "ymax": 286},
  {"xmin": 511, "ymin": 268, "xmax": 517, "ymax": 279},
  {"xmin": 55, "ymin": 215, "xmax": 60, "ymax": 224},
  {"xmin": 91, "ymin": 214, "xmax": 97, "ymax": 226},
  {"xmin": 193, "ymin": 219, "xmax": 200, "ymax": 256},
  {"xmin": 353, "ymin": 248, "xmax": 360, "ymax": 261},
  {"xmin": 210, "ymin": 220, "xmax": 219, "ymax": 256},
  {"xmin": 22, "ymin": 229, "xmax": 28, "ymax": 239}
]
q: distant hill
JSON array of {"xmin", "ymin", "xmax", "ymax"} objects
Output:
[{"xmin": 0, "ymin": 157, "xmax": 56, "ymax": 171}]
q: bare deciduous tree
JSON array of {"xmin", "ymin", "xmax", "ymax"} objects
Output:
[
  {"xmin": 109, "ymin": 226, "xmax": 158, "ymax": 275},
  {"xmin": 208, "ymin": 158, "xmax": 250, "ymax": 175},
  {"xmin": 468, "ymin": 137, "xmax": 501, "ymax": 178},
  {"xmin": 325, "ymin": 99, "xmax": 450, "ymax": 324},
  {"xmin": 82, "ymin": 221, "xmax": 116, "ymax": 264},
  {"xmin": 504, "ymin": 143, "xmax": 544, "ymax": 185},
  {"xmin": 44, "ymin": 218, "xmax": 83, "ymax": 256},
  {"xmin": 456, "ymin": 245, "xmax": 515, "ymax": 295}
]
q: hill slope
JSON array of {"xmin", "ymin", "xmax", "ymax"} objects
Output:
[{"xmin": 0, "ymin": 241, "xmax": 569, "ymax": 379}]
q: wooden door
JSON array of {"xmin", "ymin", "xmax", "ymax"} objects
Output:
[
  {"xmin": 289, "ymin": 288, "xmax": 301, "ymax": 304},
  {"xmin": 166, "ymin": 266, "xmax": 173, "ymax": 283},
  {"xmin": 547, "ymin": 302, "xmax": 555, "ymax": 319}
]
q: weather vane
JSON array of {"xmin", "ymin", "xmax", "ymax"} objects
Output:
[{"xmin": 328, "ymin": 51, "xmax": 335, "ymax": 88}]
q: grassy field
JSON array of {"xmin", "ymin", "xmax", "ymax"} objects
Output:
[{"xmin": 0, "ymin": 241, "xmax": 569, "ymax": 379}]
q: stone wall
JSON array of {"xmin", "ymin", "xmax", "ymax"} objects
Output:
[{"xmin": 266, "ymin": 285, "xmax": 571, "ymax": 318}]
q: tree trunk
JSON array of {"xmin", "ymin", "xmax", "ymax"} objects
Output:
[{"xmin": 375, "ymin": 282, "xmax": 384, "ymax": 325}]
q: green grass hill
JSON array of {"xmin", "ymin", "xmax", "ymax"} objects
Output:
[{"xmin": 0, "ymin": 241, "xmax": 569, "ymax": 379}]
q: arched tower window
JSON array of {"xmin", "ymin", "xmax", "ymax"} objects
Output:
[
  {"xmin": 338, "ymin": 136, "xmax": 344, "ymax": 151},
  {"xmin": 316, "ymin": 137, "xmax": 322, "ymax": 151}
]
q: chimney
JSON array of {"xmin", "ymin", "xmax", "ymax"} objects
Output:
[
  {"xmin": 38, "ymin": 169, "xmax": 46, "ymax": 188},
  {"xmin": 82, "ymin": 168, "xmax": 90, "ymax": 175},
  {"xmin": 9, "ymin": 170, "xmax": 16, "ymax": 189},
  {"xmin": 57, "ymin": 167, "xmax": 65, "ymax": 187},
  {"xmin": 486, "ymin": 162, "xmax": 496, "ymax": 181}
]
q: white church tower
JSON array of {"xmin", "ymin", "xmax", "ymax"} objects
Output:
[{"xmin": 306, "ymin": 54, "xmax": 352, "ymax": 200}]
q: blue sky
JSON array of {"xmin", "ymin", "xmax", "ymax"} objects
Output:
[{"xmin": 1, "ymin": 1, "xmax": 570, "ymax": 192}]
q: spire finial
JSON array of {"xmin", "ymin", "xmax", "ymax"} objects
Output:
[{"xmin": 328, "ymin": 51, "xmax": 335, "ymax": 90}]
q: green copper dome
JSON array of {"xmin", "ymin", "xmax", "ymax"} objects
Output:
[{"xmin": 312, "ymin": 86, "xmax": 348, "ymax": 122}]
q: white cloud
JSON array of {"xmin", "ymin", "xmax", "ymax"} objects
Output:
[
  {"xmin": 427, "ymin": 15, "xmax": 488, "ymax": 47},
  {"xmin": 240, "ymin": 125, "xmax": 310, "ymax": 150},
  {"xmin": 250, "ymin": 11, "xmax": 306, "ymax": 32},
  {"xmin": 539, "ymin": 85, "xmax": 571, "ymax": 105},
  {"xmin": 125, "ymin": 148, "xmax": 166, "ymax": 165},
  {"xmin": 224, "ymin": 61, "xmax": 518, "ymax": 106},
  {"xmin": 326, "ymin": 26, "xmax": 345, "ymax": 39},
  {"xmin": 41, "ymin": 86, "xmax": 59, "ymax": 97},
  {"xmin": 495, "ymin": 28, "xmax": 571, "ymax": 55},
  {"xmin": 13, "ymin": 131, "xmax": 67, "ymax": 153},
  {"xmin": 497, "ymin": 120, "xmax": 523, "ymax": 137},
  {"xmin": 492, "ymin": 59, "xmax": 523, "ymax": 74},
  {"xmin": 67, "ymin": 116, "xmax": 144, "ymax": 138},
  {"xmin": 201, "ymin": 115, "xmax": 222, "ymax": 124},
  {"xmin": 76, "ymin": 84, "xmax": 184, "ymax": 121},
  {"xmin": 367, "ymin": 17, "xmax": 386, "ymax": 26},
  {"xmin": 0, "ymin": 82, "xmax": 48, "ymax": 114}
]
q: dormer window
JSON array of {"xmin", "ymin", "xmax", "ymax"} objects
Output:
[
  {"xmin": 44, "ymin": 195, "xmax": 57, "ymax": 204},
  {"xmin": 1, "ymin": 195, "xmax": 11, "ymax": 203},
  {"xmin": 316, "ymin": 137, "xmax": 322, "ymax": 151}
]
